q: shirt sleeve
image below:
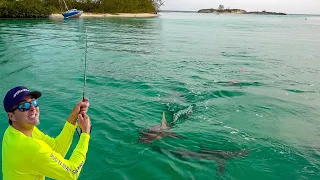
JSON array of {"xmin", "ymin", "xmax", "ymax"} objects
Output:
[
  {"xmin": 29, "ymin": 133, "xmax": 90, "ymax": 180},
  {"xmin": 33, "ymin": 121, "xmax": 77, "ymax": 157}
]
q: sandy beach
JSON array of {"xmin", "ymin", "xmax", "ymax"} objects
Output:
[{"xmin": 49, "ymin": 13, "xmax": 159, "ymax": 18}]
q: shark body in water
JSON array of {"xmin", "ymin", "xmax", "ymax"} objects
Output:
[
  {"xmin": 152, "ymin": 146, "xmax": 250, "ymax": 176},
  {"xmin": 138, "ymin": 112, "xmax": 184, "ymax": 144},
  {"xmin": 138, "ymin": 106, "xmax": 193, "ymax": 144}
]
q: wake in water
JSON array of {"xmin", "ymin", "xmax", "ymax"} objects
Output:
[
  {"xmin": 138, "ymin": 105, "xmax": 195, "ymax": 144},
  {"xmin": 172, "ymin": 105, "xmax": 194, "ymax": 123}
]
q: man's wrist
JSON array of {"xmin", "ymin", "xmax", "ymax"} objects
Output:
[
  {"xmin": 67, "ymin": 111, "xmax": 78, "ymax": 125},
  {"xmin": 82, "ymin": 126, "xmax": 92, "ymax": 134}
]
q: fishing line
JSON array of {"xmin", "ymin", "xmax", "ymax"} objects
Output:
[{"xmin": 77, "ymin": 28, "xmax": 89, "ymax": 137}]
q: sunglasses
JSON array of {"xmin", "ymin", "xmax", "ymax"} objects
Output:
[{"xmin": 11, "ymin": 99, "xmax": 39, "ymax": 112}]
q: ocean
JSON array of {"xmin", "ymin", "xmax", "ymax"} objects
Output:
[{"xmin": 0, "ymin": 12, "xmax": 319, "ymax": 179}]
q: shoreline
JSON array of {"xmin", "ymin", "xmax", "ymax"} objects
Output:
[{"xmin": 49, "ymin": 13, "xmax": 159, "ymax": 18}]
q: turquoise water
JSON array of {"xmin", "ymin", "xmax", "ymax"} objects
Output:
[{"xmin": 0, "ymin": 12, "xmax": 320, "ymax": 179}]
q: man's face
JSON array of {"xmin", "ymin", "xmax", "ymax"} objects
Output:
[{"xmin": 8, "ymin": 96, "xmax": 40, "ymax": 127}]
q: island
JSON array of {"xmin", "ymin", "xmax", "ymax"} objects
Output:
[
  {"xmin": 198, "ymin": 5, "xmax": 286, "ymax": 15},
  {"xmin": 198, "ymin": 8, "xmax": 246, "ymax": 14},
  {"xmin": 245, "ymin": 10, "xmax": 287, "ymax": 15},
  {"xmin": 0, "ymin": 0, "xmax": 164, "ymax": 18}
]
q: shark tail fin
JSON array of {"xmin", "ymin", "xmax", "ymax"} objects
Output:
[
  {"xmin": 160, "ymin": 111, "xmax": 167, "ymax": 129},
  {"xmin": 216, "ymin": 159, "xmax": 226, "ymax": 176},
  {"xmin": 199, "ymin": 148, "xmax": 213, "ymax": 153}
]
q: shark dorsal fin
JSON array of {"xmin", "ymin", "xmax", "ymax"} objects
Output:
[{"xmin": 160, "ymin": 111, "xmax": 167, "ymax": 130}]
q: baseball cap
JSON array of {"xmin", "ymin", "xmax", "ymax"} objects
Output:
[{"xmin": 3, "ymin": 86, "xmax": 41, "ymax": 112}]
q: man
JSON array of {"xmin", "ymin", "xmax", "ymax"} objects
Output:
[{"xmin": 2, "ymin": 86, "xmax": 91, "ymax": 180}]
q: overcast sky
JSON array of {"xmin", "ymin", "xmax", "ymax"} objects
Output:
[{"xmin": 161, "ymin": 0, "xmax": 320, "ymax": 14}]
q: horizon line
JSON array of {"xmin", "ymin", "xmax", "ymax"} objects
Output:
[{"xmin": 160, "ymin": 9, "xmax": 320, "ymax": 15}]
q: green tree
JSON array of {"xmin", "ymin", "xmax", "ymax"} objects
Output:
[
  {"xmin": 152, "ymin": 0, "xmax": 164, "ymax": 13},
  {"xmin": 0, "ymin": 0, "xmax": 158, "ymax": 18},
  {"xmin": 218, "ymin": 4, "xmax": 224, "ymax": 10}
]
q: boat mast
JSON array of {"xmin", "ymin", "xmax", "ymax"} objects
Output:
[{"xmin": 62, "ymin": 0, "xmax": 69, "ymax": 10}]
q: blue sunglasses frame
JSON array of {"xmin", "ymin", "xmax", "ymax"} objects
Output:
[{"xmin": 11, "ymin": 99, "xmax": 39, "ymax": 112}]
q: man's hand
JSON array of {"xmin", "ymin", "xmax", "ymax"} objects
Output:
[
  {"xmin": 78, "ymin": 113, "xmax": 91, "ymax": 134},
  {"xmin": 67, "ymin": 98, "xmax": 90, "ymax": 125},
  {"xmin": 79, "ymin": 97, "xmax": 89, "ymax": 115}
]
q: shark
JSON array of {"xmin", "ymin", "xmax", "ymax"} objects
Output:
[
  {"xmin": 138, "ymin": 111, "xmax": 185, "ymax": 144},
  {"xmin": 152, "ymin": 145, "xmax": 250, "ymax": 176}
]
